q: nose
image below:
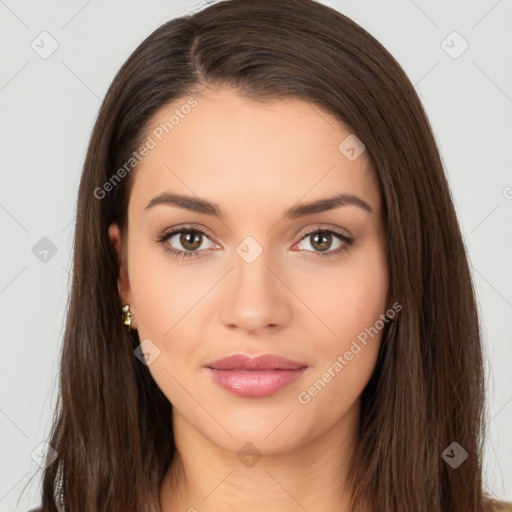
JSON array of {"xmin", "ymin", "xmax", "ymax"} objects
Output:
[{"xmin": 219, "ymin": 249, "xmax": 292, "ymax": 335}]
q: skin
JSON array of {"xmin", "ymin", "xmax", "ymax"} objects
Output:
[{"xmin": 109, "ymin": 86, "xmax": 389, "ymax": 512}]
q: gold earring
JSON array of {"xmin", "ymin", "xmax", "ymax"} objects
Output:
[{"xmin": 122, "ymin": 304, "xmax": 133, "ymax": 330}]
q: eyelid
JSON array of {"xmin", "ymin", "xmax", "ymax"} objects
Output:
[
  {"xmin": 156, "ymin": 223, "xmax": 353, "ymax": 258},
  {"xmin": 292, "ymin": 226, "xmax": 352, "ymax": 253},
  {"xmin": 158, "ymin": 223, "xmax": 350, "ymax": 244},
  {"xmin": 158, "ymin": 224, "xmax": 219, "ymax": 247},
  {"xmin": 159, "ymin": 223, "xmax": 217, "ymax": 240},
  {"xmin": 296, "ymin": 223, "xmax": 352, "ymax": 239}
]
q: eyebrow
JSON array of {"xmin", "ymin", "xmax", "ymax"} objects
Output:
[{"xmin": 144, "ymin": 192, "xmax": 375, "ymax": 218}]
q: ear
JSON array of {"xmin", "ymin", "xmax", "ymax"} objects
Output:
[{"xmin": 108, "ymin": 222, "xmax": 133, "ymax": 308}]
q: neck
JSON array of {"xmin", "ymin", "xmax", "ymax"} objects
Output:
[{"xmin": 160, "ymin": 400, "xmax": 365, "ymax": 512}]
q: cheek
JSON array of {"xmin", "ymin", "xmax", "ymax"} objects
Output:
[
  {"xmin": 127, "ymin": 232, "xmax": 202, "ymax": 339},
  {"xmin": 295, "ymin": 240, "xmax": 388, "ymax": 404},
  {"xmin": 296, "ymin": 336, "xmax": 380, "ymax": 433},
  {"xmin": 297, "ymin": 238, "xmax": 389, "ymax": 349},
  {"xmin": 126, "ymin": 240, "xmax": 205, "ymax": 407},
  {"xmin": 126, "ymin": 234, "xmax": 210, "ymax": 390}
]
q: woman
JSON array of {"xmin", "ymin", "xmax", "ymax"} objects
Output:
[{"xmin": 28, "ymin": 0, "xmax": 510, "ymax": 510}]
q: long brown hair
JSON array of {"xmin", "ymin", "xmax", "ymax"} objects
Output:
[{"xmin": 30, "ymin": 0, "xmax": 504, "ymax": 510}]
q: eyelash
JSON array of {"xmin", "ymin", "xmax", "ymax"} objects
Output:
[{"xmin": 156, "ymin": 225, "xmax": 354, "ymax": 260}]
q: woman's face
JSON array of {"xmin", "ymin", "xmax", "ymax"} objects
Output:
[{"xmin": 109, "ymin": 87, "xmax": 389, "ymax": 455}]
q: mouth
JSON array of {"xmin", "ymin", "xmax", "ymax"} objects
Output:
[{"xmin": 204, "ymin": 354, "xmax": 308, "ymax": 398}]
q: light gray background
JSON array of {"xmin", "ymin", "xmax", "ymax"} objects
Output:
[{"xmin": 1, "ymin": 0, "xmax": 511, "ymax": 510}]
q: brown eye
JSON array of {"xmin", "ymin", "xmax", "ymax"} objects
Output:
[
  {"xmin": 310, "ymin": 232, "xmax": 334, "ymax": 252},
  {"xmin": 158, "ymin": 227, "xmax": 218, "ymax": 259},
  {"xmin": 179, "ymin": 230, "xmax": 203, "ymax": 251},
  {"xmin": 294, "ymin": 228, "xmax": 353, "ymax": 258}
]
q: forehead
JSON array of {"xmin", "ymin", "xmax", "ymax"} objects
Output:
[{"xmin": 130, "ymin": 87, "xmax": 381, "ymax": 216}]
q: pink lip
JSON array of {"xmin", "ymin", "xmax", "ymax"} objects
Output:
[{"xmin": 205, "ymin": 354, "xmax": 308, "ymax": 398}]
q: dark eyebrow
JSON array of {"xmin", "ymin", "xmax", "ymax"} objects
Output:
[
  {"xmin": 144, "ymin": 192, "xmax": 375, "ymax": 218},
  {"xmin": 285, "ymin": 193, "xmax": 375, "ymax": 218},
  {"xmin": 145, "ymin": 193, "xmax": 225, "ymax": 217}
]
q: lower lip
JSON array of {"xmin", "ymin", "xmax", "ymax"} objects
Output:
[{"xmin": 205, "ymin": 367, "xmax": 307, "ymax": 397}]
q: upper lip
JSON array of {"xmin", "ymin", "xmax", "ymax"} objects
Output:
[{"xmin": 205, "ymin": 354, "xmax": 307, "ymax": 371}]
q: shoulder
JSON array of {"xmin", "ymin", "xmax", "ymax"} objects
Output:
[{"xmin": 491, "ymin": 502, "xmax": 512, "ymax": 512}]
